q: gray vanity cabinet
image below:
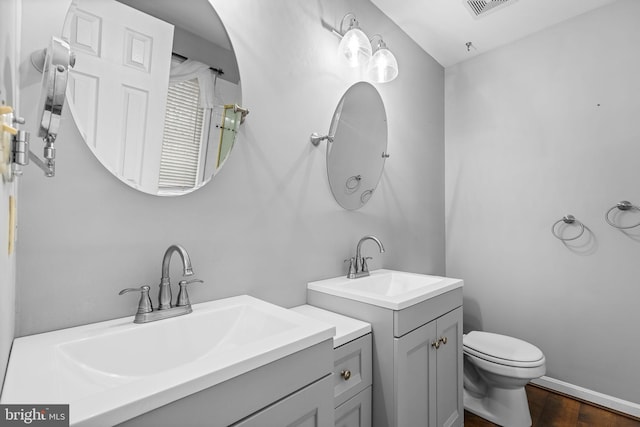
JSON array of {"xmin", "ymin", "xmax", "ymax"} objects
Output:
[
  {"xmin": 291, "ymin": 304, "xmax": 373, "ymax": 427},
  {"xmin": 335, "ymin": 386, "xmax": 372, "ymax": 427},
  {"xmin": 308, "ymin": 288, "xmax": 463, "ymax": 427},
  {"xmin": 333, "ymin": 334, "xmax": 373, "ymax": 427},
  {"xmin": 117, "ymin": 340, "xmax": 334, "ymax": 427},
  {"xmin": 394, "ymin": 307, "xmax": 463, "ymax": 427},
  {"xmin": 231, "ymin": 374, "xmax": 334, "ymax": 427}
]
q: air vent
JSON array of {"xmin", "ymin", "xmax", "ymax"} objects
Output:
[{"xmin": 463, "ymin": 0, "xmax": 519, "ymax": 18}]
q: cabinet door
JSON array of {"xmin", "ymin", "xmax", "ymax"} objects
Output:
[
  {"xmin": 335, "ymin": 386, "xmax": 372, "ymax": 427},
  {"xmin": 232, "ymin": 374, "xmax": 333, "ymax": 427},
  {"xmin": 394, "ymin": 320, "xmax": 437, "ymax": 427},
  {"xmin": 435, "ymin": 307, "xmax": 463, "ymax": 427}
]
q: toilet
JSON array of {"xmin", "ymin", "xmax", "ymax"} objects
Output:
[{"xmin": 463, "ymin": 331, "xmax": 546, "ymax": 427}]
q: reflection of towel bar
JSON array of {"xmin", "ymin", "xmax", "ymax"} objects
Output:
[{"xmin": 226, "ymin": 104, "xmax": 249, "ymax": 124}]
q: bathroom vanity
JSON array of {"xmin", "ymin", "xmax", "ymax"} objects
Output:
[
  {"xmin": 1, "ymin": 296, "xmax": 336, "ymax": 426},
  {"xmin": 308, "ymin": 269, "xmax": 463, "ymax": 427},
  {"xmin": 292, "ymin": 304, "xmax": 373, "ymax": 427},
  {"xmin": 2, "ymin": 273, "xmax": 462, "ymax": 427}
]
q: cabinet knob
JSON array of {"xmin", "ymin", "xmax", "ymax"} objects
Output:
[
  {"xmin": 431, "ymin": 340, "xmax": 440, "ymax": 349},
  {"xmin": 341, "ymin": 370, "xmax": 352, "ymax": 381},
  {"xmin": 439, "ymin": 336, "xmax": 448, "ymax": 345}
]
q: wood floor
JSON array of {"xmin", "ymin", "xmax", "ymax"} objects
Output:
[{"xmin": 464, "ymin": 384, "xmax": 640, "ymax": 427}]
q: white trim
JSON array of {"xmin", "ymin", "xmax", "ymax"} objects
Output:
[{"xmin": 532, "ymin": 376, "xmax": 640, "ymax": 418}]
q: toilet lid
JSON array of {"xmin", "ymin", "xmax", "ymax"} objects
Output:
[{"xmin": 463, "ymin": 331, "xmax": 544, "ymax": 365}]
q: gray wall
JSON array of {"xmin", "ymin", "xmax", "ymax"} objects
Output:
[
  {"xmin": 0, "ymin": 0, "xmax": 19, "ymax": 392},
  {"xmin": 16, "ymin": 0, "xmax": 445, "ymax": 336},
  {"xmin": 445, "ymin": 0, "xmax": 640, "ymax": 404}
]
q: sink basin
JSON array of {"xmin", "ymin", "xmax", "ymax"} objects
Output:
[
  {"xmin": 308, "ymin": 269, "xmax": 463, "ymax": 310},
  {"xmin": 1, "ymin": 295, "xmax": 334, "ymax": 426},
  {"xmin": 58, "ymin": 302, "xmax": 296, "ymax": 379}
]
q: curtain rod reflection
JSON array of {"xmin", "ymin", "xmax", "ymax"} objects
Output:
[{"xmin": 172, "ymin": 52, "xmax": 224, "ymax": 76}]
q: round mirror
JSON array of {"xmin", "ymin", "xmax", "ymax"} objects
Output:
[
  {"xmin": 326, "ymin": 82, "xmax": 387, "ymax": 210},
  {"xmin": 62, "ymin": 0, "xmax": 242, "ymax": 196}
]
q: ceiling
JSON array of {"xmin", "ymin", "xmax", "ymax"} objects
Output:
[{"xmin": 371, "ymin": 0, "xmax": 618, "ymax": 68}]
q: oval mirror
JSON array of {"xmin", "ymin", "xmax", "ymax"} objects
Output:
[
  {"xmin": 62, "ymin": 0, "xmax": 243, "ymax": 196},
  {"xmin": 326, "ymin": 82, "xmax": 387, "ymax": 210}
]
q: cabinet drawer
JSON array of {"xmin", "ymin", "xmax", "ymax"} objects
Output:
[
  {"xmin": 334, "ymin": 333, "xmax": 372, "ymax": 407},
  {"xmin": 393, "ymin": 288, "xmax": 463, "ymax": 337},
  {"xmin": 335, "ymin": 386, "xmax": 372, "ymax": 427}
]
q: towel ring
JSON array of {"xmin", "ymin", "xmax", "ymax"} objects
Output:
[
  {"xmin": 345, "ymin": 175, "xmax": 362, "ymax": 191},
  {"xmin": 605, "ymin": 201, "xmax": 640, "ymax": 229},
  {"xmin": 360, "ymin": 189, "xmax": 374, "ymax": 204},
  {"xmin": 551, "ymin": 215, "xmax": 585, "ymax": 241}
]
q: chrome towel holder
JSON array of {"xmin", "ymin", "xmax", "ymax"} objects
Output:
[
  {"xmin": 605, "ymin": 201, "xmax": 640, "ymax": 229},
  {"xmin": 551, "ymin": 215, "xmax": 585, "ymax": 241}
]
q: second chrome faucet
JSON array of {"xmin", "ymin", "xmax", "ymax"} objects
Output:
[
  {"xmin": 346, "ymin": 235, "xmax": 385, "ymax": 279},
  {"xmin": 120, "ymin": 244, "xmax": 204, "ymax": 324}
]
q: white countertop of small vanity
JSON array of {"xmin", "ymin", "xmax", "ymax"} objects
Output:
[{"xmin": 291, "ymin": 304, "xmax": 371, "ymax": 348}]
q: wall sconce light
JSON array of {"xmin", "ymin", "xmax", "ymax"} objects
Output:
[
  {"xmin": 337, "ymin": 13, "xmax": 372, "ymax": 68},
  {"xmin": 367, "ymin": 35, "xmax": 398, "ymax": 83},
  {"xmin": 335, "ymin": 13, "xmax": 398, "ymax": 83}
]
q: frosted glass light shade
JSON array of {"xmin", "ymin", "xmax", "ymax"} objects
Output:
[
  {"xmin": 367, "ymin": 47, "xmax": 398, "ymax": 83},
  {"xmin": 338, "ymin": 27, "xmax": 372, "ymax": 68}
]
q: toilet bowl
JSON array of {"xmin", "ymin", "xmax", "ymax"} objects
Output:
[{"xmin": 463, "ymin": 331, "xmax": 546, "ymax": 427}]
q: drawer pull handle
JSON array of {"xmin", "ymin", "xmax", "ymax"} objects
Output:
[{"xmin": 341, "ymin": 370, "xmax": 352, "ymax": 380}]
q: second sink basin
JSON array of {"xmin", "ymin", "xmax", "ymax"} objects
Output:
[{"xmin": 308, "ymin": 269, "xmax": 463, "ymax": 310}]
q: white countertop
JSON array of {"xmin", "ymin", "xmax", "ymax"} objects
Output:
[
  {"xmin": 290, "ymin": 304, "xmax": 371, "ymax": 348},
  {"xmin": 307, "ymin": 269, "xmax": 464, "ymax": 310}
]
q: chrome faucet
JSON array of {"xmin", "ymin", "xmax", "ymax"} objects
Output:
[
  {"xmin": 346, "ymin": 235, "xmax": 385, "ymax": 279},
  {"xmin": 119, "ymin": 244, "xmax": 203, "ymax": 323},
  {"xmin": 159, "ymin": 244, "xmax": 194, "ymax": 309}
]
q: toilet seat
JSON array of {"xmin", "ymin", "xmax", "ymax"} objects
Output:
[{"xmin": 463, "ymin": 331, "xmax": 545, "ymax": 368}]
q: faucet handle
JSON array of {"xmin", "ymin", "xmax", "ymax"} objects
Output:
[
  {"xmin": 119, "ymin": 285, "xmax": 153, "ymax": 314},
  {"xmin": 344, "ymin": 257, "xmax": 357, "ymax": 278},
  {"xmin": 177, "ymin": 279, "xmax": 204, "ymax": 307}
]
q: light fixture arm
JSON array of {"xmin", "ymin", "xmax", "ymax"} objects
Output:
[
  {"xmin": 339, "ymin": 12, "xmax": 358, "ymax": 35},
  {"xmin": 369, "ymin": 34, "xmax": 386, "ymax": 51}
]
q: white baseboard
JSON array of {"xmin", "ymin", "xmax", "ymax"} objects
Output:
[{"xmin": 531, "ymin": 376, "xmax": 640, "ymax": 419}]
